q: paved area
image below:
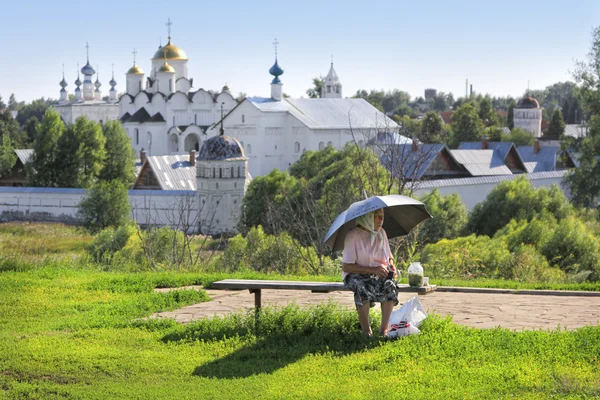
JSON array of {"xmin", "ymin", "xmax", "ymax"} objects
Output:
[{"xmin": 153, "ymin": 286, "xmax": 600, "ymax": 330}]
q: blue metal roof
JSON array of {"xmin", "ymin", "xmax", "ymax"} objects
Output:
[
  {"xmin": 410, "ymin": 170, "xmax": 568, "ymax": 189},
  {"xmin": 517, "ymin": 145, "xmax": 560, "ymax": 172}
]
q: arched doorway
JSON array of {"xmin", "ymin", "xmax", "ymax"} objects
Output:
[
  {"xmin": 184, "ymin": 134, "xmax": 200, "ymax": 152},
  {"xmin": 170, "ymin": 134, "xmax": 179, "ymax": 153}
]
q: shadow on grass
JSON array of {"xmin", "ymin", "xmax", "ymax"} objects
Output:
[{"xmin": 160, "ymin": 303, "xmax": 387, "ymax": 379}]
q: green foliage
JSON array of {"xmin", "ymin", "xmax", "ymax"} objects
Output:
[
  {"xmin": 547, "ymin": 108, "xmax": 566, "ymax": 138},
  {"xmin": 73, "ymin": 116, "xmax": 107, "ymax": 188},
  {"xmin": 564, "ymin": 116, "xmax": 600, "ymax": 207},
  {"xmin": 87, "ymin": 224, "xmax": 136, "ymax": 265},
  {"xmin": 417, "ymin": 189, "xmax": 468, "ymax": 245},
  {"xmin": 449, "ymin": 103, "xmax": 484, "ymax": 147},
  {"xmin": 468, "ymin": 177, "xmax": 572, "ymax": 237},
  {"xmin": 220, "ymin": 226, "xmax": 338, "ymax": 275},
  {"xmin": 507, "ymin": 99, "xmax": 516, "ymax": 129},
  {"xmin": 353, "ymin": 89, "xmax": 411, "ymax": 114},
  {"xmin": 306, "ymin": 76, "xmax": 324, "ymax": 98},
  {"xmin": 15, "ymin": 97, "xmax": 53, "ymax": 126},
  {"xmin": 0, "ymin": 109, "xmax": 27, "ymax": 147},
  {"xmin": 574, "ymin": 25, "xmax": 600, "ymax": 117},
  {"xmin": 0, "ymin": 135, "xmax": 16, "ymax": 178},
  {"xmin": 421, "ymin": 234, "xmax": 511, "ymax": 278},
  {"xmin": 540, "ymin": 216, "xmax": 600, "ymax": 279},
  {"xmin": 28, "ymin": 108, "xmax": 65, "ymax": 187},
  {"xmin": 500, "ymin": 126, "xmax": 535, "ymax": 146},
  {"xmin": 77, "ymin": 180, "xmax": 130, "ymax": 233},
  {"xmin": 419, "ymin": 111, "xmax": 446, "ymax": 143},
  {"xmin": 98, "ymin": 120, "xmax": 135, "ymax": 186}
]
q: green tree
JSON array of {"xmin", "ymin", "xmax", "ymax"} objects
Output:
[
  {"xmin": 0, "ymin": 94, "xmax": 5, "ymax": 109},
  {"xmin": 507, "ymin": 100, "xmax": 516, "ymax": 130},
  {"xmin": 7, "ymin": 94, "xmax": 17, "ymax": 111},
  {"xmin": 306, "ymin": 77, "xmax": 324, "ymax": 98},
  {"xmin": 0, "ymin": 110, "xmax": 26, "ymax": 147},
  {"xmin": 449, "ymin": 103, "xmax": 484, "ymax": 146},
  {"xmin": 24, "ymin": 116, "xmax": 39, "ymax": 143},
  {"xmin": 28, "ymin": 109, "xmax": 65, "ymax": 187},
  {"xmin": 574, "ymin": 26, "xmax": 600, "ymax": 116},
  {"xmin": 99, "ymin": 120, "xmax": 135, "ymax": 186},
  {"xmin": 563, "ymin": 116, "xmax": 600, "ymax": 207},
  {"xmin": 73, "ymin": 117, "xmax": 106, "ymax": 188},
  {"xmin": 417, "ymin": 189, "xmax": 468, "ymax": 245},
  {"xmin": 54, "ymin": 124, "xmax": 81, "ymax": 187},
  {"xmin": 0, "ymin": 136, "xmax": 16, "ymax": 178},
  {"xmin": 546, "ymin": 108, "xmax": 566, "ymax": 138},
  {"xmin": 15, "ymin": 98, "xmax": 53, "ymax": 126},
  {"xmin": 478, "ymin": 96, "xmax": 495, "ymax": 125},
  {"xmin": 500, "ymin": 127, "xmax": 535, "ymax": 146},
  {"xmin": 77, "ymin": 180, "xmax": 130, "ymax": 233},
  {"xmin": 419, "ymin": 111, "xmax": 445, "ymax": 143},
  {"xmin": 468, "ymin": 177, "xmax": 572, "ymax": 237}
]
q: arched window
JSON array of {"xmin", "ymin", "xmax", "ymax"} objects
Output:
[
  {"xmin": 318, "ymin": 142, "xmax": 324, "ymax": 150},
  {"xmin": 242, "ymin": 114, "xmax": 245, "ymax": 123},
  {"xmin": 212, "ymin": 167, "xmax": 215, "ymax": 177},
  {"xmin": 327, "ymin": 85, "xmax": 331, "ymax": 93},
  {"xmin": 327, "ymin": 141, "xmax": 333, "ymax": 147},
  {"xmin": 237, "ymin": 166, "xmax": 241, "ymax": 177},
  {"xmin": 135, "ymin": 128, "xmax": 139, "ymax": 145},
  {"xmin": 230, "ymin": 167, "xmax": 234, "ymax": 177},
  {"xmin": 294, "ymin": 142, "xmax": 300, "ymax": 153},
  {"xmin": 219, "ymin": 168, "xmax": 222, "ymax": 178}
]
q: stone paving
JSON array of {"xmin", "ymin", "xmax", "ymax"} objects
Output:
[{"xmin": 153, "ymin": 286, "xmax": 600, "ymax": 330}]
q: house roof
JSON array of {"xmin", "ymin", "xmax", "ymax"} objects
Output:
[
  {"xmin": 517, "ymin": 145, "xmax": 562, "ymax": 173},
  {"xmin": 410, "ymin": 170, "xmax": 568, "ymax": 190},
  {"xmin": 367, "ymin": 131, "xmax": 412, "ymax": 146},
  {"xmin": 380, "ymin": 143, "xmax": 449, "ymax": 180},
  {"xmin": 14, "ymin": 149, "xmax": 33, "ymax": 164},
  {"xmin": 439, "ymin": 111, "xmax": 453, "ymax": 124},
  {"xmin": 145, "ymin": 155, "xmax": 197, "ymax": 190},
  {"xmin": 246, "ymin": 97, "xmax": 398, "ymax": 130},
  {"xmin": 449, "ymin": 149, "xmax": 513, "ymax": 176},
  {"xmin": 564, "ymin": 124, "xmax": 588, "ymax": 138}
]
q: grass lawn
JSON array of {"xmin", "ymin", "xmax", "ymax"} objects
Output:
[
  {"xmin": 1, "ymin": 222, "xmax": 599, "ymax": 398},
  {"xmin": 1, "ymin": 266, "xmax": 599, "ymax": 399}
]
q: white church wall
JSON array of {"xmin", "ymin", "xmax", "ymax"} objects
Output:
[{"xmin": 0, "ymin": 188, "xmax": 200, "ymax": 231}]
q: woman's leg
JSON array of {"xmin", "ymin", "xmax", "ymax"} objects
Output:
[
  {"xmin": 357, "ymin": 302, "xmax": 372, "ymax": 336},
  {"xmin": 380, "ymin": 301, "xmax": 394, "ymax": 336}
]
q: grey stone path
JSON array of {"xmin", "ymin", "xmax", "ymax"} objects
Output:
[{"xmin": 153, "ymin": 286, "xmax": 600, "ymax": 330}]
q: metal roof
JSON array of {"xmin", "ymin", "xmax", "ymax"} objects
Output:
[
  {"xmin": 517, "ymin": 146, "xmax": 560, "ymax": 173},
  {"xmin": 458, "ymin": 141, "xmax": 515, "ymax": 162},
  {"xmin": 367, "ymin": 131, "xmax": 412, "ymax": 146},
  {"xmin": 14, "ymin": 149, "xmax": 33, "ymax": 164},
  {"xmin": 411, "ymin": 170, "xmax": 568, "ymax": 189},
  {"xmin": 380, "ymin": 143, "xmax": 448, "ymax": 179},
  {"xmin": 449, "ymin": 149, "xmax": 513, "ymax": 176},
  {"xmin": 564, "ymin": 124, "xmax": 587, "ymax": 138},
  {"xmin": 247, "ymin": 97, "xmax": 398, "ymax": 130},
  {"xmin": 146, "ymin": 155, "xmax": 197, "ymax": 190}
]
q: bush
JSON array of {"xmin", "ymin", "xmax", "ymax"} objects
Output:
[
  {"xmin": 87, "ymin": 224, "xmax": 135, "ymax": 265},
  {"xmin": 77, "ymin": 180, "xmax": 130, "ymax": 233},
  {"xmin": 417, "ymin": 189, "xmax": 468, "ymax": 245},
  {"xmin": 468, "ymin": 177, "xmax": 572, "ymax": 237},
  {"xmin": 421, "ymin": 234, "xmax": 511, "ymax": 279}
]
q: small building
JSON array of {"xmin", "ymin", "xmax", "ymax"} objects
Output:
[
  {"xmin": 514, "ymin": 96, "xmax": 542, "ymax": 137},
  {"xmin": 0, "ymin": 149, "xmax": 33, "ymax": 187}
]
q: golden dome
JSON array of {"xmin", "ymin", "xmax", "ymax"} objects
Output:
[
  {"xmin": 152, "ymin": 40, "xmax": 188, "ymax": 60},
  {"xmin": 127, "ymin": 64, "xmax": 144, "ymax": 75},
  {"xmin": 158, "ymin": 62, "xmax": 175, "ymax": 73}
]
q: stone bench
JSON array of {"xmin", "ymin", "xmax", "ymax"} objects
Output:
[{"xmin": 210, "ymin": 279, "xmax": 437, "ymax": 310}]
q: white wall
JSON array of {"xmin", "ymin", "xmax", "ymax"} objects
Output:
[{"xmin": 411, "ymin": 171, "xmax": 568, "ymax": 210}]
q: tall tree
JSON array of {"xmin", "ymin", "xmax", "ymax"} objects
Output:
[
  {"xmin": 0, "ymin": 110, "xmax": 26, "ymax": 147},
  {"xmin": 450, "ymin": 103, "xmax": 484, "ymax": 146},
  {"xmin": 419, "ymin": 111, "xmax": 445, "ymax": 143},
  {"xmin": 507, "ymin": 99, "xmax": 516, "ymax": 130},
  {"xmin": 98, "ymin": 120, "xmax": 135, "ymax": 186},
  {"xmin": 7, "ymin": 94, "xmax": 17, "ymax": 111},
  {"xmin": 0, "ymin": 94, "xmax": 5, "ymax": 109},
  {"xmin": 73, "ymin": 117, "xmax": 106, "ymax": 188},
  {"xmin": 28, "ymin": 108, "xmax": 65, "ymax": 187},
  {"xmin": 574, "ymin": 26, "xmax": 600, "ymax": 116},
  {"xmin": 478, "ymin": 96, "xmax": 494, "ymax": 125},
  {"xmin": 547, "ymin": 108, "xmax": 566, "ymax": 138},
  {"xmin": 564, "ymin": 116, "xmax": 600, "ymax": 208},
  {"xmin": 0, "ymin": 136, "xmax": 16, "ymax": 178},
  {"xmin": 306, "ymin": 77, "xmax": 324, "ymax": 98}
]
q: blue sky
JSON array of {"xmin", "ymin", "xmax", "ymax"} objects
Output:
[{"xmin": 1, "ymin": 0, "xmax": 599, "ymax": 103}]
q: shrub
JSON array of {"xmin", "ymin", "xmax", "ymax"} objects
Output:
[
  {"xmin": 87, "ymin": 224, "xmax": 135, "ymax": 265},
  {"xmin": 418, "ymin": 189, "xmax": 468, "ymax": 245},
  {"xmin": 421, "ymin": 234, "xmax": 511, "ymax": 279},
  {"xmin": 77, "ymin": 180, "xmax": 130, "ymax": 233},
  {"xmin": 508, "ymin": 245, "xmax": 565, "ymax": 283}
]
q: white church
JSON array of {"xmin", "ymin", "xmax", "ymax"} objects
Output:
[
  {"xmin": 54, "ymin": 44, "xmax": 120, "ymax": 125},
  {"xmin": 117, "ymin": 25, "xmax": 396, "ymax": 178}
]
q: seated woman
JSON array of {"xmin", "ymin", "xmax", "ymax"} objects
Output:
[{"xmin": 342, "ymin": 208, "xmax": 399, "ymax": 336}]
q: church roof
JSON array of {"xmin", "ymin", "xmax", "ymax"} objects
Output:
[
  {"xmin": 517, "ymin": 96, "xmax": 540, "ymax": 109},
  {"xmin": 246, "ymin": 97, "xmax": 398, "ymax": 130},
  {"xmin": 324, "ymin": 63, "xmax": 341, "ymax": 85},
  {"xmin": 120, "ymin": 112, "xmax": 131, "ymax": 123},
  {"xmin": 123, "ymin": 108, "xmax": 166, "ymax": 124},
  {"xmin": 152, "ymin": 40, "xmax": 188, "ymax": 60},
  {"xmin": 198, "ymin": 135, "xmax": 246, "ymax": 161}
]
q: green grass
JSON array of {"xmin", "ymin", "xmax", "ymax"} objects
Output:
[
  {"xmin": 430, "ymin": 277, "xmax": 600, "ymax": 292},
  {"xmin": 1, "ymin": 265, "xmax": 599, "ymax": 399}
]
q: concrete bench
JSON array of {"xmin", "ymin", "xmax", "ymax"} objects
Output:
[{"xmin": 210, "ymin": 279, "xmax": 437, "ymax": 310}]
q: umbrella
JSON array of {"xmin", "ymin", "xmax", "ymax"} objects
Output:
[{"xmin": 324, "ymin": 194, "xmax": 432, "ymax": 252}]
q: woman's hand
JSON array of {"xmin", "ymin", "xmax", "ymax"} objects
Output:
[
  {"xmin": 374, "ymin": 264, "xmax": 389, "ymax": 279},
  {"xmin": 389, "ymin": 259, "xmax": 398, "ymax": 278}
]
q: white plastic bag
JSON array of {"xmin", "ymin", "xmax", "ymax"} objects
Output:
[{"xmin": 387, "ymin": 296, "xmax": 427, "ymax": 338}]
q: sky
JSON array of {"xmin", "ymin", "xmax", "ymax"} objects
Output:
[{"xmin": 1, "ymin": 0, "xmax": 599, "ymax": 104}]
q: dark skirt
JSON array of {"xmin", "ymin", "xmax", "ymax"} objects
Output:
[{"xmin": 344, "ymin": 273, "xmax": 400, "ymax": 309}]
